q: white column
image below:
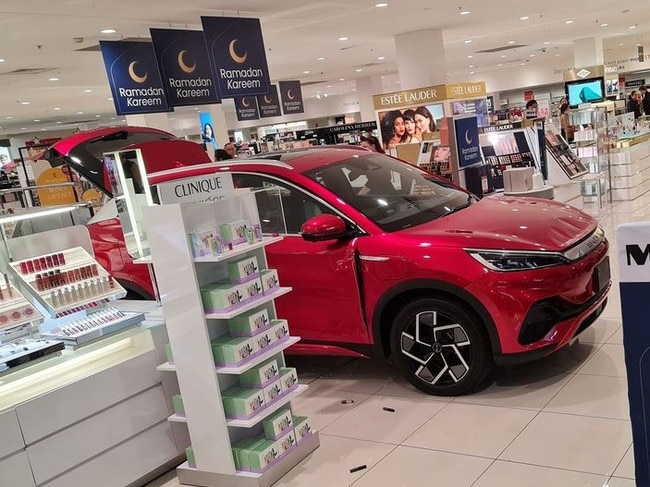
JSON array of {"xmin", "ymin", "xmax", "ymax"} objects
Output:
[
  {"xmin": 125, "ymin": 113, "xmax": 172, "ymax": 132},
  {"xmin": 356, "ymin": 76, "xmax": 384, "ymax": 122},
  {"xmin": 394, "ymin": 29, "xmax": 447, "ymax": 89},
  {"xmin": 573, "ymin": 37, "xmax": 604, "ymax": 67}
]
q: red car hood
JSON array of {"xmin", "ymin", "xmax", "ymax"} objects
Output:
[{"xmin": 395, "ymin": 196, "xmax": 597, "ymax": 252}]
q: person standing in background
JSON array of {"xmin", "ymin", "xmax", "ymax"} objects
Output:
[
  {"xmin": 628, "ymin": 91, "xmax": 645, "ymax": 119},
  {"xmin": 224, "ymin": 142, "xmax": 237, "ymax": 158},
  {"xmin": 639, "ymin": 85, "xmax": 650, "ymax": 115},
  {"xmin": 360, "ymin": 136, "xmax": 385, "ymax": 154},
  {"xmin": 559, "ymin": 101, "xmax": 573, "ymax": 142}
]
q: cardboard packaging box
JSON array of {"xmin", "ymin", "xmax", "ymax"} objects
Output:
[
  {"xmin": 211, "ymin": 335, "xmax": 258, "ymax": 365},
  {"xmin": 172, "ymin": 394, "xmax": 185, "ymax": 416},
  {"xmin": 232, "ymin": 438, "xmax": 258, "ymax": 470},
  {"xmin": 240, "ymin": 359, "xmax": 279, "ymax": 387},
  {"xmin": 262, "ymin": 379, "xmax": 283, "ymax": 405},
  {"xmin": 201, "ymin": 282, "xmax": 243, "ymax": 311},
  {"xmin": 222, "ymin": 386, "xmax": 265, "ymax": 418},
  {"xmin": 228, "ymin": 256, "xmax": 260, "ymax": 283},
  {"xmin": 263, "ymin": 407, "xmax": 293, "ymax": 440},
  {"xmin": 293, "ymin": 416, "xmax": 313, "ymax": 443},
  {"xmin": 220, "ymin": 220, "xmax": 249, "ymax": 247},
  {"xmin": 275, "ymin": 428, "xmax": 297, "ymax": 456},
  {"xmin": 228, "ymin": 307, "xmax": 271, "ymax": 336},
  {"xmin": 260, "ymin": 269, "xmax": 280, "ymax": 294},
  {"xmin": 503, "ymin": 167, "xmax": 534, "ymax": 192},
  {"xmin": 279, "ymin": 367, "xmax": 299, "ymax": 393},
  {"xmin": 247, "ymin": 439, "xmax": 279, "ymax": 472}
]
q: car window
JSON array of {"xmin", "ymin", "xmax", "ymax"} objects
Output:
[{"xmin": 232, "ymin": 173, "xmax": 333, "ymax": 234}]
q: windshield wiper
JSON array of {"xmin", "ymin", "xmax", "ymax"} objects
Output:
[{"xmin": 445, "ymin": 195, "xmax": 473, "ymax": 215}]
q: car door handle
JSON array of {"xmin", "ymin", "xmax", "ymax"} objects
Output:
[{"xmin": 359, "ymin": 256, "xmax": 390, "ymax": 262}]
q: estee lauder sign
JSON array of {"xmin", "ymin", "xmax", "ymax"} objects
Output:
[{"xmin": 373, "ymin": 82, "xmax": 487, "ymax": 110}]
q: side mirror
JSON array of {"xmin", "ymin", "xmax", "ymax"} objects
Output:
[{"xmin": 300, "ymin": 214, "xmax": 351, "ymax": 242}]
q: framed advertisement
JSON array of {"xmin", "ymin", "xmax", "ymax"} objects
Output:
[
  {"xmin": 377, "ymin": 103, "xmax": 444, "ymax": 151},
  {"xmin": 543, "ymin": 125, "xmax": 588, "ymax": 179}
]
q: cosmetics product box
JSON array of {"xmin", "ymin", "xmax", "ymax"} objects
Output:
[
  {"xmin": 293, "ymin": 416, "xmax": 313, "ymax": 443},
  {"xmin": 263, "ymin": 407, "xmax": 293, "ymax": 440},
  {"xmin": 227, "ymin": 307, "xmax": 271, "ymax": 336},
  {"xmin": 503, "ymin": 167, "xmax": 534, "ymax": 193},
  {"xmin": 239, "ymin": 278, "xmax": 263, "ymax": 302},
  {"xmin": 261, "ymin": 269, "xmax": 280, "ymax": 295},
  {"xmin": 232, "ymin": 438, "xmax": 258, "ymax": 470},
  {"xmin": 279, "ymin": 367, "xmax": 299, "ymax": 393},
  {"xmin": 262, "ymin": 379, "xmax": 283, "ymax": 405},
  {"xmin": 240, "ymin": 359, "xmax": 279, "ymax": 387},
  {"xmin": 228, "ymin": 256, "xmax": 260, "ymax": 283},
  {"xmin": 172, "ymin": 394, "xmax": 185, "ymax": 416},
  {"xmin": 201, "ymin": 282, "xmax": 243, "ymax": 311},
  {"xmin": 186, "ymin": 446, "xmax": 196, "ymax": 468},
  {"xmin": 211, "ymin": 336, "xmax": 257, "ymax": 365},
  {"xmin": 268, "ymin": 320, "xmax": 290, "ymax": 344},
  {"xmin": 222, "ymin": 386, "xmax": 265, "ymax": 418},
  {"xmin": 189, "ymin": 230, "xmax": 221, "ymax": 258},
  {"xmin": 164, "ymin": 343, "xmax": 174, "ymax": 363},
  {"xmin": 247, "ymin": 439, "xmax": 280, "ymax": 472},
  {"xmin": 275, "ymin": 428, "xmax": 297, "ymax": 456},
  {"xmin": 220, "ymin": 220, "xmax": 249, "ymax": 247}
]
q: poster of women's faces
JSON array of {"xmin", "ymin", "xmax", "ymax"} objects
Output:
[
  {"xmin": 378, "ymin": 103, "xmax": 444, "ymax": 150},
  {"xmin": 0, "ymin": 147, "xmax": 13, "ymax": 171}
]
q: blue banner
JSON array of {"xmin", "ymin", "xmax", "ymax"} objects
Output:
[
  {"xmin": 149, "ymin": 28, "xmax": 220, "ymax": 107},
  {"xmin": 99, "ymin": 41, "xmax": 171, "ymax": 116},
  {"xmin": 257, "ymin": 85, "xmax": 282, "ymax": 118},
  {"xmin": 454, "ymin": 115, "xmax": 482, "ymax": 168},
  {"xmin": 234, "ymin": 96, "xmax": 260, "ymax": 121},
  {"xmin": 201, "ymin": 16, "xmax": 271, "ymax": 98},
  {"xmin": 199, "ymin": 112, "xmax": 217, "ymax": 147},
  {"xmin": 279, "ymin": 80, "xmax": 304, "ymax": 114}
]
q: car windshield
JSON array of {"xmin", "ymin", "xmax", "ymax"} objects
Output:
[{"xmin": 304, "ymin": 154, "xmax": 475, "ymax": 232}]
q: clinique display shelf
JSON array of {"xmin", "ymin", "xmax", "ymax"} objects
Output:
[
  {"xmin": 9, "ymin": 247, "xmax": 128, "ymax": 318},
  {"xmin": 0, "ymin": 279, "xmax": 42, "ymax": 333},
  {"xmin": 144, "ymin": 196, "xmax": 318, "ymax": 487},
  {"xmin": 0, "ymin": 338, "xmax": 64, "ymax": 373}
]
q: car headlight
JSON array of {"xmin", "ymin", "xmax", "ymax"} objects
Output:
[{"xmin": 467, "ymin": 250, "xmax": 569, "ymax": 271}]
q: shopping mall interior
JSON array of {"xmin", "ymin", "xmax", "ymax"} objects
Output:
[{"xmin": 1, "ymin": 2, "xmax": 650, "ymax": 487}]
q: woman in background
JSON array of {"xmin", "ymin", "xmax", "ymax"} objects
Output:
[
  {"xmin": 382, "ymin": 110, "xmax": 406, "ymax": 149},
  {"xmin": 628, "ymin": 91, "xmax": 645, "ymax": 119},
  {"xmin": 559, "ymin": 101, "xmax": 573, "ymax": 142},
  {"xmin": 414, "ymin": 106, "xmax": 436, "ymax": 137},
  {"xmin": 360, "ymin": 135, "xmax": 385, "ymax": 154},
  {"xmin": 401, "ymin": 109, "xmax": 421, "ymax": 144}
]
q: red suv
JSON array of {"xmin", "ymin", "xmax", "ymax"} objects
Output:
[{"xmin": 47, "ymin": 128, "xmax": 611, "ymax": 396}]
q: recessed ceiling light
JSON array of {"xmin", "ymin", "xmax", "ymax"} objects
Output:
[
  {"xmin": 460, "ymin": 10, "xmax": 471, "ymax": 15},
  {"xmin": 21, "ymin": 128, "xmax": 26, "ymax": 130},
  {"xmin": 467, "ymin": 55, "xmax": 474, "ymax": 59},
  {"xmin": 83, "ymin": 89, "xmax": 92, "ymax": 93},
  {"xmin": 565, "ymin": 20, "xmax": 574, "ymax": 24},
  {"xmin": 555, "ymin": 53, "xmax": 560, "ymax": 56},
  {"xmin": 464, "ymin": 39, "xmax": 473, "ymax": 44},
  {"xmin": 619, "ymin": 43, "xmax": 625, "ymax": 46},
  {"xmin": 0, "ymin": 58, "xmax": 5, "ymax": 63},
  {"xmin": 470, "ymin": 71, "xmax": 475, "ymax": 75},
  {"xmin": 600, "ymin": 23, "xmax": 609, "ymax": 27},
  {"xmin": 520, "ymin": 62, "xmax": 526, "ymax": 65},
  {"xmin": 95, "ymin": 114, "xmax": 101, "ymax": 117},
  {"xmin": 77, "ymin": 111, "xmax": 83, "ymax": 114},
  {"xmin": 303, "ymin": 70, "xmax": 310, "ymax": 74},
  {"xmin": 317, "ymin": 57, "xmax": 325, "ymax": 61},
  {"xmin": 100, "ymin": 28, "xmax": 117, "ymax": 34},
  {"xmin": 56, "ymin": 121, "xmax": 62, "ymax": 124},
  {"xmin": 497, "ymin": 64, "xmax": 503, "ymax": 67},
  {"xmin": 543, "ymin": 41, "xmax": 550, "ymax": 45},
  {"xmin": 520, "ymin": 16, "xmax": 529, "ymax": 20},
  {"xmin": 355, "ymin": 68, "xmax": 363, "ymax": 72},
  {"xmin": 377, "ymin": 56, "xmax": 385, "ymax": 60},
  {"xmin": 338, "ymin": 36, "xmax": 349, "ymax": 41},
  {"xmin": 33, "ymin": 119, "xmax": 40, "ymax": 122},
  {"xmin": 629, "ymin": 25, "xmax": 637, "ymax": 29},
  {"xmin": 501, "ymin": 54, "xmax": 507, "ymax": 58},
  {"xmin": 529, "ymin": 54, "xmax": 535, "ymax": 57},
  {"xmin": 5, "ymin": 116, "xmax": 12, "ymax": 119},
  {"xmin": 53, "ymin": 107, "xmax": 61, "ymax": 110},
  {"xmin": 339, "ymin": 78, "xmax": 345, "ymax": 81},
  {"xmin": 507, "ymin": 40, "xmax": 516, "ymax": 44},
  {"xmin": 20, "ymin": 101, "xmax": 29, "ymax": 105},
  {"xmin": 48, "ymin": 77, "xmax": 59, "ymax": 81},
  {"xmin": 469, "ymin": 64, "xmax": 475, "ymax": 68},
  {"xmin": 375, "ymin": 2, "xmax": 388, "ymax": 7}
]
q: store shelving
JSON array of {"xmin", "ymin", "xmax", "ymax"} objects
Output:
[{"xmin": 144, "ymin": 200, "xmax": 318, "ymax": 487}]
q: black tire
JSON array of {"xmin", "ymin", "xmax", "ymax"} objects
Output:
[{"xmin": 389, "ymin": 298, "xmax": 495, "ymax": 396}]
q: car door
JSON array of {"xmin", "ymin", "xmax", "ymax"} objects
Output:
[{"xmin": 232, "ymin": 173, "xmax": 370, "ymax": 347}]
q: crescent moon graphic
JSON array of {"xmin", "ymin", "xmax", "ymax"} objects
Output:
[
  {"xmin": 178, "ymin": 50, "xmax": 196, "ymax": 74},
  {"xmin": 287, "ymin": 89, "xmax": 295, "ymax": 100},
  {"xmin": 229, "ymin": 39, "xmax": 248, "ymax": 64},
  {"xmin": 465, "ymin": 130, "xmax": 472, "ymax": 145},
  {"xmin": 128, "ymin": 61, "xmax": 148, "ymax": 84},
  {"xmin": 242, "ymin": 97, "xmax": 250, "ymax": 107},
  {"xmin": 263, "ymin": 96, "xmax": 272, "ymax": 104}
]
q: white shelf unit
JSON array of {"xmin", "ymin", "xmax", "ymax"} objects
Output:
[{"xmin": 144, "ymin": 199, "xmax": 319, "ymax": 487}]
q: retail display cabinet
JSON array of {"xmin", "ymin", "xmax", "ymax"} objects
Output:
[
  {"xmin": 144, "ymin": 192, "xmax": 319, "ymax": 487},
  {"xmin": 569, "ymin": 106, "xmax": 611, "ymax": 209}
]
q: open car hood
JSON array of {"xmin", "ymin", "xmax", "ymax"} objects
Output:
[{"xmin": 44, "ymin": 126, "xmax": 210, "ymax": 196}]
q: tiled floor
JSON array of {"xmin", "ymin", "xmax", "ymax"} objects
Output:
[{"xmin": 145, "ymin": 189, "xmax": 641, "ymax": 487}]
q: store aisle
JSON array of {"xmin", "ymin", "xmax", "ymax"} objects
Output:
[{"xmin": 144, "ymin": 190, "xmax": 645, "ymax": 487}]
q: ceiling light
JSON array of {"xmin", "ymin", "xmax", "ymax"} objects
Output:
[
  {"xmin": 377, "ymin": 56, "xmax": 385, "ymax": 60},
  {"xmin": 555, "ymin": 53, "xmax": 560, "ymax": 56},
  {"xmin": 338, "ymin": 36, "xmax": 349, "ymax": 41},
  {"xmin": 520, "ymin": 62, "xmax": 526, "ymax": 65},
  {"xmin": 497, "ymin": 64, "xmax": 503, "ymax": 67},
  {"xmin": 339, "ymin": 78, "xmax": 345, "ymax": 81},
  {"xmin": 20, "ymin": 101, "xmax": 29, "ymax": 105},
  {"xmin": 565, "ymin": 20, "xmax": 574, "ymax": 24},
  {"xmin": 501, "ymin": 54, "xmax": 507, "ymax": 58},
  {"xmin": 467, "ymin": 55, "xmax": 474, "ymax": 59},
  {"xmin": 543, "ymin": 41, "xmax": 550, "ymax": 45},
  {"xmin": 48, "ymin": 77, "xmax": 59, "ymax": 81},
  {"xmin": 508, "ymin": 40, "xmax": 516, "ymax": 44},
  {"xmin": 83, "ymin": 89, "xmax": 92, "ymax": 93},
  {"xmin": 375, "ymin": 2, "xmax": 388, "ymax": 7},
  {"xmin": 77, "ymin": 111, "xmax": 83, "ymax": 114},
  {"xmin": 317, "ymin": 57, "xmax": 325, "ymax": 61},
  {"xmin": 529, "ymin": 54, "xmax": 535, "ymax": 57},
  {"xmin": 5, "ymin": 116, "xmax": 12, "ymax": 119},
  {"xmin": 629, "ymin": 25, "xmax": 637, "ymax": 29},
  {"xmin": 33, "ymin": 119, "xmax": 40, "ymax": 122},
  {"xmin": 470, "ymin": 71, "xmax": 475, "ymax": 74},
  {"xmin": 100, "ymin": 28, "xmax": 117, "ymax": 34},
  {"xmin": 464, "ymin": 39, "xmax": 473, "ymax": 44},
  {"xmin": 460, "ymin": 10, "xmax": 471, "ymax": 15},
  {"xmin": 469, "ymin": 64, "xmax": 475, "ymax": 68},
  {"xmin": 303, "ymin": 70, "xmax": 310, "ymax": 74},
  {"xmin": 327, "ymin": 85, "xmax": 332, "ymax": 88},
  {"xmin": 355, "ymin": 68, "xmax": 363, "ymax": 72},
  {"xmin": 600, "ymin": 23, "xmax": 609, "ymax": 27},
  {"xmin": 519, "ymin": 16, "xmax": 529, "ymax": 20},
  {"xmin": 53, "ymin": 107, "xmax": 61, "ymax": 110},
  {"xmin": 56, "ymin": 121, "xmax": 62, "ymax": 124},
  {"xmin": 95, "ymin": 114, "xmax": 101, "ymax": 118},
  {"xmin": 0, "ymin": 58, "xmax": 5, "ymax": 63}
]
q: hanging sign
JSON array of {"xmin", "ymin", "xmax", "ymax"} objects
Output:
[
  {"xmin": 234, "ymin": 96, "xmax": 260, "ymax": 121},
  {"xmin": 149, "ymin": 28, "xmax": 220, "ymax": 106},
  {"xmin": 201, "ymin": 16, "xmax": 271, "ymax": 98},
  {"xmin": 99, "ymin": 40, "xmax": 172, "ymax": 115},
  {"xmin": 257, "ymin": 85, "xmax": 282, "ymax": 118},
  {"xmin": 279, "ymin": 80, "xmax": 305, "ymax": 114}
]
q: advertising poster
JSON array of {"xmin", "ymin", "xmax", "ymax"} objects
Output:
[
  {"xmin": 201, "ymin": 16, "xmax": 271, "ymax": 98},
  {"xmin": 0, "ymin": 147, "xmax": 14, "ymax": 171},
  {"xmin": 278, "ymin": 80, "xmax": 305, "ymax": 114},
  {"xmin": 234, "ymin": 96, "xmax": 260, "ymax": 121},
  {"xmin": 452, "ymin": 99, "xmax": 489, "ymax": 127},
  {"xmin": 199, "ymin": 112, "xmax": 216, "ymax": 148},
  {"xmin": 149, "ymin": 28, "xmax": 220, "ymax": 107},
  {"xmin": 257, "ymin": 85, "xmax": 282, "ymax": 118},
  {"xmin": 377, "ymin": 103, "xmax": 444, "ymax": 150},
  {"xmin": 454, "ymin": 116, "xmax": 482, "ymax": 168},
  {"xmin": 99, "ymin": 41, "xmax": 172, "ymax": 116}
]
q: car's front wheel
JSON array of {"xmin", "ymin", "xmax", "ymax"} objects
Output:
[{"xmin": 390, "ymin": 298, "xmax": 494, "ymax": 396}]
